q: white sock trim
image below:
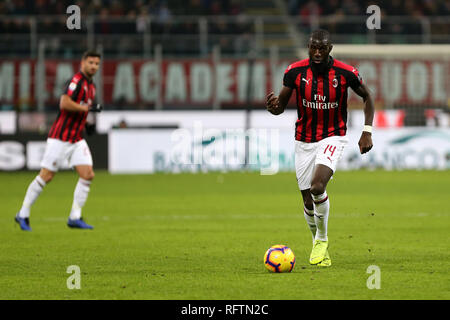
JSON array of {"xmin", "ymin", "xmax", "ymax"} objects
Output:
[
  {"xmin": 78, "ymin": 178, "xmax": 92, "ymax": 186},
  {"xmin": 304, "ymin": 207, "xmax": 314, "ymax": 216},
  {"xmin": 311, "ymin": 191, "xmax": 328, "ymax": 204},
  {"xmin": 35, "ymin": 175, "xmax": 47, "ymax": 187}
]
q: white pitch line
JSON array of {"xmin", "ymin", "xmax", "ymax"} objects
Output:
[{"xmin": 27, "ymin": 211, "xmax": 438, "ymax": 223}]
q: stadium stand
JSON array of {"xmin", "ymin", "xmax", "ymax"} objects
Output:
[{"xmin": 0, "ymin": 0, "xmax": 449, "ymax": 57}]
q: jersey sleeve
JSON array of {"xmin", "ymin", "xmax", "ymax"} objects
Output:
[
  {"xmin": 283, "ymin": 64, "xmax": 296, "ymax": 89},
  {"xmin": 63, "ymin": 76, "xmax": 83, "ymax": 100},
  {"xmin": 347, "ymin": 67, "xmax": 363, "ymax": 90}
]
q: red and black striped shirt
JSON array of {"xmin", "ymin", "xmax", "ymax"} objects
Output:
[
  {"xmin": 283, "ymin": 57, "xmax": 363, "ymax": 143},
  {"xmin": 48, "ymin": 71, "xmax": 96, "ymax": 143}
]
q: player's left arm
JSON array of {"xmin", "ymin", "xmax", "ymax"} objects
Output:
[{"xmin": 352, "ymin": 83, "xmax": 374, "ymax": 154}]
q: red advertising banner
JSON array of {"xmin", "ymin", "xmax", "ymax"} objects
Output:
[{"xmin": 1, "ymin": 58, "xmax": 448, "ymax": 109}]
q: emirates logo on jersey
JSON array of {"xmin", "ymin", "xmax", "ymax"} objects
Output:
[{"xmin": 302, "ymin": 94, "xmax": 339, "ymax": 110}]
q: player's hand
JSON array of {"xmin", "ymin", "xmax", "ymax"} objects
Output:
[
  {"xmin": 266, "ymin": 92, "xmax": 280, "ymax": 114},
  {"xmin": 358, "ymin": 131, "xmax": 373, "ymax": 154},
  {"xmin": 89, "ymin": 103, "xmax": 103, "ymax": 113},
  {"xmin": 85, "ymin": 123, "xmax": 96, "ymax": 136}
]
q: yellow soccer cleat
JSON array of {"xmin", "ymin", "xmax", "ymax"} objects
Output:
[
  {"xmin": 317, "ymin": 250, "xmax": 331, "ymax": 267},
  {"xmin": 309, "ymin": 239, "xmax": 329, "ymax": 265}
]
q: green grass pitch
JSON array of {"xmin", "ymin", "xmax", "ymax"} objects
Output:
[{"xmin": 0, "ymin": 170, "xmax": 449, "ymax": 300}]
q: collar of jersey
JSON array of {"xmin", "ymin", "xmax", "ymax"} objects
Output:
[
  {"xmin": 308, "ymin": 56, "xmax": 334, "ymax": 69},
  {"xmin": 79, "ymin": 71, "xmax": 93, "ymax": 83}
]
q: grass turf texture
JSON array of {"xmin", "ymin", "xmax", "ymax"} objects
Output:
[{"xmin": 0, "ymin": 170, "xmax": 449, "ymax": 300}]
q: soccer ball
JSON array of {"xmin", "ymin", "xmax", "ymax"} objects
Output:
[{"xmin": 264, "ymin": 245, "xmax": 296, "ymax": 273}]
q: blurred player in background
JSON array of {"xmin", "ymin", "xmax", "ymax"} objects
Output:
[
  {"xmin": 266, "ymin": 29, "xmax": 374, "ymax": 266},
  {"xmin": 15, "ymin": 51, "xmax": 103, "ymax": 231}
]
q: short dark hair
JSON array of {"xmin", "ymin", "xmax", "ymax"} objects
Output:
[
  {"xmin": 310, "ymin": 29, "xmax": 331, "ymax": 42},
  {"xmin": 82, "ymin": 50, "xmax": 101, "ymax": 60}
]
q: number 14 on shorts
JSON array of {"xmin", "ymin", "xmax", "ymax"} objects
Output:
[
  {"xmin": 316, "ymin": 137, "xmax": 347, "ymax": 171},
  {"xmin": 323, "ymin": 144, "xmax": 336, "ymax": 157}
]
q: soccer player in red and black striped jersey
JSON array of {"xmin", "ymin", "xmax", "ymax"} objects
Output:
[
  {"xmin": 266, "ymin": 30, "xmax": 374, "ymax": 266},
  {"xmin": 15, "ymin": 51, "xmax": 103, "ymax": 231}
]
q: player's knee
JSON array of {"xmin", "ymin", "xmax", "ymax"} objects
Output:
[
  {"xmin": 310, "ymin": 182, "xmax": 325, "ymax": 196},
  {"xmin": 81, "ymin": 170, "xmax": 95, "ymax": 181},
  {"xmin": 39, "ymin": 170, "xmax": 54, "ymax": 183},
  {"xmin": 86, "ymin": 171, "xmax": 95, "ymax": 181},
  {"xmin": 42, "ymin": 175, "xmax": 53, "ymax": 184}
]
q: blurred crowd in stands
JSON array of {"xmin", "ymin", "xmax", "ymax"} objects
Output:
[
  {"xmin": 288, "ymin": 0, "xmax": 450, "ymax": 17},
  {"xmin": 0, "ymin": 0, "xmax": 243, "ymax": 17},
  {"xmin": 0, "ymin": 0, "xmax": 247, "ymax": 38},
  {"xmin": 288, "ymin": 0, "xmax": 450, "ymax": 42},
  {"xmin": 0, "ymin": 0, "xmax": 252, "ymax": 56}
]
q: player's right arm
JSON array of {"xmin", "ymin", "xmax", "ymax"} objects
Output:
[
  {"xmin": 266, "ymin": 62, "xmax": 298, "ymax": 115},
  {"xmin": 59, "ymin": 94, "xmax": 89, "ymax": 112},
  {"xmin": 59, "ymin": 76, "xmax": 89, "ymax": 112},
  {"xmin": 266, "ymin": 86, "xmax": 293, "ymax": 115}
]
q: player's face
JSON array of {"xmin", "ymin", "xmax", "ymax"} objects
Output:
[
  {"xmin": 308, "ymin": 39, "xmax": 332, "ymax": 64},
  {"xmin": 81, "ymin": 57, "xmax": 101, "ymax": 77}
]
